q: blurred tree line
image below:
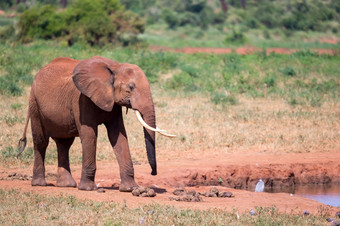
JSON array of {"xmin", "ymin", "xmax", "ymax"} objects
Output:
[
  {"xmin": 0, "ymin": 0, "xmax": 144, "ymax": 46},
  {"xmin": 121, "ymin": 0, "xmax": 339, "ymax": 33},
  {"xmin": 0, "ymin": 0, "xmax": 339, "ymax": 46}
]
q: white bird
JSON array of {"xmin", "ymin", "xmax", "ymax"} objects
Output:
[{"xmin": 255, "ymin": 179, "xmax": 265, "ymax": 192}]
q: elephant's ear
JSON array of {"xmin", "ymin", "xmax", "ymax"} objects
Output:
[{"xmin": 73, "ymin": 57, "xmax": 117, "ymax": 112}]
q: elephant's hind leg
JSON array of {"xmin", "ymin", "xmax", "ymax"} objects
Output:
[
  {"xmin": 54, "ymin": 137, "xmax": 77, "ymax": 187},
  {"xmin": 31, "ymin": 116, "xmax": 49, "ymax": 186}
]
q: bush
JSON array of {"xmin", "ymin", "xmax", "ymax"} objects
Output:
[
  {"xmin": 211, "ymin": 91, "xmax": 237, "ymax": 106},
  {"xmin": 279, "ymin": 66, "xmax": 296, "ymax": 76},
  {"xmin": 262, "ymin": 74, "xmax": 276, "ymax": 87},
  {"xmin": 162, "ymin": 9, "xmax": 179, "ymax": 29},
  {"xmin": 16, "ymin": 0, "xmax": 145, "ymax": 46},
  {"xmin": 166, "ymin": 72, "xmax": 197, "ymax": 92},
  {"xmin": 225, "ymin": 30, "xmax": 247, "ymax": 45}
]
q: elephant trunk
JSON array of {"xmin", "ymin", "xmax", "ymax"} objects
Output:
[{"xmin": 139, "ymin": 105, "xmax": 157, "ymax": 175}]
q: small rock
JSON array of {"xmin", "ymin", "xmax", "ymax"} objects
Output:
[
  {"xmin": 327, "ymin": 218, "xmax": 335, "ymax": 222},
  {"xmin": 191, "ymin": 195, "xmax": 203, "ymax": 202},
  {"xmin": 147, "ymin": 210, "xmax": 154, "ymax": 215},
  {"xmin": 249, "ymin": 209, "xmax": 256, "ymax": 216},
  {"xmin": 97, "ymin": 188, "xmax": 105, "ymax": 193},
  {"xmin": 132, "ymin": 188, "xmax": 140, "ymax": 196},
  {"xmin": 139, "ymin": 217, "xmax": 145, "ymax": 224},
  {"xmin": 147, "ymin": 189, "xmax": 156, "ymax": 197},
  {"xmin": 132, "ymin": 187, "xmax": 156, "ymax": 197},
  {"xmin": 38, "ymin": 203, "xmax": 47, "ymax": 209},
  {"xmin": 186, "ymin": 190, "xmax": 196, "ymax": 196},
  {"xmin": 169, "ymin": 196, "xmax": 181, "ymax": 201},
  {"xmin": 218, "ymin": 191, "xmax": 233, "ymax": 198},
  {"xmin": 141, "ymin": 193, "xmax": 149, "ymax": 197},
  {"xmin": 303, "ymin": 210, "xmax": 310, "ymax": 216},
  {"xmin": 169, "ymin": 193, "xmax": 203, "ymax": 202},
  {"xmin": 8, "ymin": 172, "xmax": 16, "ymax": 177},
  {"xmin": 331, "ymin": 221, "xmax": 340, "ymax": 226},
  {"xmin": 139, "ymin": 186, "xmax": 147, "ymax": 194},
  {"xmin": 173, "ymin": 188, "xmax": 186, "ymax": 196},
  {"xmin": 202, "ymin": 192, "xmax": 217, "ymax": 197},
  {"xmin": 210, "ymin": 187, "xmax": 219, "ymax": 195},
  {"xmin": 336, "ymin": 212, "xmax": 340, "ymax": 218}
]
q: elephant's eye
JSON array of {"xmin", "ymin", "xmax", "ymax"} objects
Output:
[{"xmin": 128, "ymin": 83, "xmax": 135, "ymax": 91}]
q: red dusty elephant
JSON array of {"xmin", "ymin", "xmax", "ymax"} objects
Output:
[{"xmin": 17, "ymin": 56, "xmax": 174, "ymax": 191}]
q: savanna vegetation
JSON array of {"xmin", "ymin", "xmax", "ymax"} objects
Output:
[
  {"xmin": 0, "ymin": 0, "xmax": 339, "ymax": 225},
  {"xmin": 1, "ymin": 189, "xmax": 333, "ymax": 225}
]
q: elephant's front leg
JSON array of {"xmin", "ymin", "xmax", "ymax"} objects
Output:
[
  {"xmin": 106, "ymin": 115, "xmax": 138, "ymax": 192},
  {"xmin": 78, "ymin": 125, "xmax": 98, "ymax": 191}
]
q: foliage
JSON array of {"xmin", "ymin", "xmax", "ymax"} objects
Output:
[
  {"xmin": 13, "ymin": 0, "xmax": 144, "ymax": 46},
  {"xmin": 0, "ymin": 41, "xmax": 338, "ymax": 109},
  {"xmin": 225, "ymin": 29, "xmax": 247, "ymax": 45}
]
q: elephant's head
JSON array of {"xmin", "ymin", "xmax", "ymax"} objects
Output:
[{"xmin": 72, "ymin": 56, "xmax": 174, "ymax": 176}]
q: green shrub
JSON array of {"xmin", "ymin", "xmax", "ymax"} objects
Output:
[
  {"xmin": 211, "ymin": 91, "xmax": 238, "ymax": 106},
  {"xmin": 0, "ymin": 24, "xmax": 15, "ymax": 41},
  {"xmin": 262, "ymin": 74, "xmax": 276, "ymax": 87},
  {"xmin": 0, "ymin": 74, "xmax": 23, "ymax": 96},
  {"xmin": 279, "ymin": 66, "xmax": 296, "ymax": 77},
  {"xmin": 225, "ymin": 30, "xmax": 247, "ymax": 45},
  {"xmin": 166, "ymin": 72, "xmax": 197, "ymax": 92},
  {"xmin": 16, "ymin": 0, "xmax": 144, "ymax": 46},
  {"xmin": 162, "ymin": 9, "xmax": 179, "ymax": 29}
]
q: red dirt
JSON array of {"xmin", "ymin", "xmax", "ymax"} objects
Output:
[
  {"xmin": 1, "ymin": 151, "xmax": 339, "ymax": 214},
  {"xmin": 150, "ymin": 46, "xmax": 338, "ymax": 55}
]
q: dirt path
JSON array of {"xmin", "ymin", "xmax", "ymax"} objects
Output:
[
  {"xmin": 1, "ymin": 151, "xmax": 339, "ymax": 214},
  {"xmin": 150, "ymin": 46, "xmax": 338, "ymax": 55}
]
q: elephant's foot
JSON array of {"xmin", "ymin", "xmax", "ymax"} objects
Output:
[
  {"xmin": 56, "ymin": 167, "xmax": 77, "ymax": 187},
  {"xmin": 31, "ymin": 177, "xmax": 47, "ymax": 186},
  {"xmin": 119, "ymin": 179, "xmax": 138, "ymax": 192},
  {"xmin": 78, "ymin": 180, "xmax": 97, "ymax": 191}
]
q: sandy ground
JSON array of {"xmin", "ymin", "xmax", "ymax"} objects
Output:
[{"xmin": 1, "ymin": 151, "xmax": 339, "ymax": 215}]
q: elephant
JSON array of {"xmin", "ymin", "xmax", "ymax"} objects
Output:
[{"xmin": 17, "ymin": 56, "xmax": 174, "ymax": 191}]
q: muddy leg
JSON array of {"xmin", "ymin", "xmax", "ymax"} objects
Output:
[
  {"xmin": 31, "ymin": 116, "xmax": 49, "ymax": 186},
  {"xmin": 78, "ymin": 125, "xmax": 98, "ymax": 191},
  {"xmin": 54, "ymin": 137, "xmax": 77, "ymax": 187}
]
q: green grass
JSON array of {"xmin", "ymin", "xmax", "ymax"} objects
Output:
[
  {"xmin": 0, "ymin": 15, "xmax": 16, "ymax": 27},
  {"xmin": 0, "ymin": 41, "xmax": 339, "ymax": 107},
  {"xmin": 141, "ymin": 24, "xmax": 340, "ymax": 49},
  {"xmin": 0, "ymin": 189, "xmax": 330, "ymax": 225}
]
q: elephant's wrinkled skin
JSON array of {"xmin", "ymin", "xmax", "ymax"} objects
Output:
[{"xmin": 19, "ymin": 56, "xmax": 157, "ymax": 191}]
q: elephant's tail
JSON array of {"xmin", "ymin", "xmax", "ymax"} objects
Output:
[{"xmin": 17, "ymin": 111, "xmax": 30, "ymax": 158}]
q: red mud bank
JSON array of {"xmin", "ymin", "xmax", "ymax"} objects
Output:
[
  {"xmin": 150, "ymin": 46, "xmax": 338, "ymax": 55},
  {"xmin": 181, "ymin": 162, "xmax": 340, "ymax": 192}
]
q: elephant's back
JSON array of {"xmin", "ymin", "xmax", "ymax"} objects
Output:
[{"xmin": 35, "ymin": 57, "xmax": 80, "ymax": 81}]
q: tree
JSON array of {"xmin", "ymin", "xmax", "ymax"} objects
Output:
[
  {"xmin": 220, "ymin": 0, "xmax": 228, "ymax": 13},
  {"xmin": 60, "ymin": 0, "xmax": 67, "ymax": 8}
]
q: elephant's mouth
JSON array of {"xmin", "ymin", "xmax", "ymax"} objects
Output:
[{"xmin": 135, "ymin": 111, "xmax": 176, "ymax": 138}]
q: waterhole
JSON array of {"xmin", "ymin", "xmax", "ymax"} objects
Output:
[{"xmin": 248, "ymin": 184, "xmax": 340, "ymax": 207}]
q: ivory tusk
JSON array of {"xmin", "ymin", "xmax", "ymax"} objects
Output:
[
  {"xmin": 156, "ymin": 127, "xmax": 176, "ymax": 138},
  {"xmin": 135, "ymin": 111, "xmax": 166, "ymax": 132},
  {"xmin": 135, "ymin": 111, "xmax": 176, "ymax": 137}
]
